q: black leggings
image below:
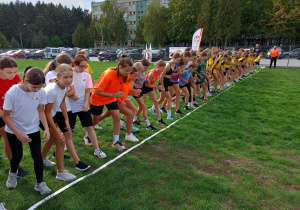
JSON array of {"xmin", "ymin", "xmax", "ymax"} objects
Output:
[
  {"xmin": 7, "ymin": 131, "xmax": 43, "ymax": 183},
  {"xmin": 187, "ymin": 83, "xmax": 192, "ymax": 102},
  {"xmin": 270, "ymin": 57, "xmax": 277, "ymax": 68}
]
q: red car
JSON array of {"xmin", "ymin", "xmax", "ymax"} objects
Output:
[{"xmin": 9, "ymin": 50, "xmax": 26, "ymax": 59}]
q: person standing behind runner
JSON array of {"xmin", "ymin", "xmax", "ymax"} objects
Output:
[
  {"xmin": 269, "ymin": 46, "xmax": 279, "ymax": 68},
  {"xmin": 254, "ymin": 44, "xmax": 262, "ymax": 57},
  {"xmin": 3, "ymin": 67, "xmax": 51, "ymax": 194},
  {"xmin": 0, "ymin": 56, "xmax": 30, "ymax": 177}
]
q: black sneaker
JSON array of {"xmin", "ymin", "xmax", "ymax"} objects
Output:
[
  {"xmin": 53, "ymin": 151, "xmax": 71, "ymax": 160},
  {"xmin": 135, "ymin": 117, "xmax": 140, "ymax": 123},
  {"xmin": 193, "ymin": 103, "xmax": 199, "ymax": 107},
  {"xmin": 159, "ymin": 107, "xmax": 167, "ymax": 113},
  {"xmin": 157, "ymin": 119, "xmax": 167, "ymax": 125},
  {"xmin": 133, "ymin": 121, "xmax": 142, "ymax": 126},
  {"xmin": 146, "ymin": 124, "xmax": 157, "ymax": 131},
  {"xmin": 75, "ymin": 160, "xmax": 91, "ymax": 171},
  {"xmin": 199, "ymin": 96, "xmax": 204, "ymax": 100},
  {"xmin": 17, "ymin": 166, "xmax": 30, "ymax": 177},
  {"xmin": 184, "ymin": 106, "xmax": 191, "ymax": 110},
  {"xmin": 175, "ymin": 109, "xmax": 184, "ymax": 115}
]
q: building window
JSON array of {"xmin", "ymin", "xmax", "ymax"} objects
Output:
[
  {"xmin": 115, "ymin": 3, "xmax": 119, "ymax": 8},
  {"xmin": 93, "ymin": 6, "xmax": 98, "ymax": 11},
  {"xmin": 124, "ymin": 13, "xmax": 128, "ymax": 18},
  {"xmin": 141, "ymin": 11, "xmax": 143, "ymax": 14}
]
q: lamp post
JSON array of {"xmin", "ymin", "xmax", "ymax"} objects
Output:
[{"xmin": 19, "ymin": 23, "xmax": 26, "ymax": 49}]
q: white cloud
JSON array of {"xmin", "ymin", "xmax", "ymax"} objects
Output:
[{"xmin": 0, "ymin": 0, "xmax": 92, "ymax": 11}]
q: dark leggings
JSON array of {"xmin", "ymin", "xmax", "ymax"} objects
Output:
[
  {"xmin": 7, "ymin": 131, "xmax": 43, "ymax": 183},
  {"xmin": 270, "ymin": 57, "xmax": 277, "ymax": 68},
  {"xmin": 186, "ymin": 83, "xmax": 192, "ymax": 102}
]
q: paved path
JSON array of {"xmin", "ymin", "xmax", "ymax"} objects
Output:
[{"xmin": 89, "ymin": 57, "xmax": 300, "ymax": 68}]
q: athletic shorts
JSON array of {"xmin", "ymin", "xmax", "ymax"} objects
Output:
[
  {"xmin": 133, "ymin": 88, "xmax": 143, "ymax": 99},
  {"xmin": 55, "ymin": 111, "xmax": 73, "ymax": 133},
  {"xmin": 241, "ymin": 65, "xmax": 245, "ymax": 68},
  {"xmin": 39, "ymin": 114, "xmax": 58, "ymax": 131},
  {"xmin": 158, "ymin": 77, "xmax": 170, "ymax": 92},
  {"xmin": 141, "ymin": 83, "xmax": 153, "ymax": 95},
  {"xmin": 225, "ymin": 68, "xmax": 229, "ymax": 71},
  {"xmin": 210, "ymin": 69, "xmax": 217, "ymax": 74},
  {"xmin": 180, "ymin": 84, "xmax": 187, "ymax": 89},
  {"xmin": 0, "ymin": 117, "xmax": 5, "ymax": 128},
  {"xmin": 223, "ymin": 72, "xmax": 227, "ymax": 76},
  {"xmin": 70, "ymin": 110, "xmax": 93, "ymax": 129},
  {"xmin": 90, "ymin": 101, "xmax": 119, "ymax": 116},
  {"xmin": 255, "ymin": 62, "xmax": 259, "ymax": 65}
]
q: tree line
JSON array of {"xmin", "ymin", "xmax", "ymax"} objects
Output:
[{"xmin": 0, "ymin": 0, "xmax": 299, "ymax": 49}]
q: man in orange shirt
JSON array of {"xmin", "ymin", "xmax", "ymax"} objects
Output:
[{"xmin": 269, "ymin": 46, "xmax": 279, "ymax": 68}]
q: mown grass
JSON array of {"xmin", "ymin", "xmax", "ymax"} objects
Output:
[{"xmin": 0, "ymin": 61, "xmax": 299, "ymax": 209}]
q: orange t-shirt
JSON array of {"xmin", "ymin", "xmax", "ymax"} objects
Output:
[
  {"xmin": 270, "ymin": 49, "xmax": 279, "ymax": 57},
  {"xmin": 91, "ymin": 69, "xmax": 125, "ymax": 106},
  {"xmin": 120, "ymin": 80, "xmax": 132, "ymax": 102}
]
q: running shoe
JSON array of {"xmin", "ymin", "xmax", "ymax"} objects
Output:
[
  {"xmin": 6, "ymin": 170, "xmax": 17, "ymax": 189},
  {"xmin": 0, "ymin": 202, "xmax": 7, "ymax": 210},
  {"xmin": 181, "ymin": 97, "xmax": 185, "ymax": 102},
  {"xmin": 159, "ymin": 107, "xmax": 167, "ymax": 113},
  {"xmin": 83, "ymin": 135, "xmax": 93, "ymax": 147},
  {"xmin": 133, "ymin": 121, "xmax": 142, "ymax": 126},
  {"xmin": 149, "ymin": 107, "xmax": 157, "ymax": 116},
  {"xmin": 34, "ymin": 182, "xmax": 51, "ymax": 195},
  {"xmin": 75, "ymin": 160, "xmax": 91, "ymax": 171},
  {"xmin": 56, "ymin": 170, "xmax": 76, "ymax": 182},
  {"xmin": 157, "ymin": 119, "xmax": 167, "ymax": 125},
  {"xmin": 43, "ymin": 157, "xmax": 56, "ymax": 167},
  {"xmin": 175, "ymin": 109, "xmax": 184, "ymax": 115},
  {"xmin": 167, "ymin": 116, "xmax": 175, "ymax": 120},
  {"xmin": 146, "ymin": 124, "xmax": 157, "ymax": 131},
  {"xmin": 184, "ymin": 106, "xmax": 191, "ymax": 110},
  {"xmin": 199, "ymin": 96, "xmax": 204, "ymax": 100},
  {"xmin": 94, "ymin": 149, "xmax": 107, "ymax": 158},
  {"xmin": 171, "ymin": 102, "xmax": 176, "ymax": 107},
  {"xmin": 120, "ymin": 125, "xmax": 126, "ymax": 130},
  {"xmin": 17, "ymin": 166, "xmax": 30, "ymax": 177},
  {"xmin": 125, "ymin": 133, "xmax": 139, "ymax": 142},
  {"xmin": 53, "ymin": 151, "xmax": 70, "ymax": 160},
  {"xmin": 204, "ymin": 98, "xmax": 210, "ymax": 101},
  {"xmin": 131, "ymin": 125, "xmax": 139, "ymax": 132},
  {"xmin": 193, "ymin": 100, "xmax": 198, "ymax": 105},
  {"xmin": 112, "ymin": 141, "xmax": 126, "ymax": 151},
  {"xmin": 94, "ymin": 124, "xmax": 102, "ymax": 130}
]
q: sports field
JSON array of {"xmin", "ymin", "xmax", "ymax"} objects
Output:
[{"xmin": 0, "ymin": 60, "xmax": 299, "ymax": 209}]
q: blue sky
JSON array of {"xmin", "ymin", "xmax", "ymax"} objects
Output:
[{"xmin": 0, "ymin": 0, "xmax": 96, "ymax": 11}]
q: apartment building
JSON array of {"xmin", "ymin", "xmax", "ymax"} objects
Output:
[{"xmin": 91, "ymin": 0, "xmax": 169, "ymax": 47}]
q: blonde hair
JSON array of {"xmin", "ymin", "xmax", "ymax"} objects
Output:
[
  {"xmin": 133, "ymin": 62, "xmax": 144, "ymax": 72},
  {"xmin": 57, "ymin": 63, "xmax": 73, "ymax": 76},
  {"xmin": 43, "ymin": 53, "xmax": 72, "ymax": 75}
]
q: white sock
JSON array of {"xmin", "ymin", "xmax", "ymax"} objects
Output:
[
  {"xmin": 126, "ymin": 133, "xmax": 132, "ymax": 136},
  {"xmin": 217, "ymin": 85, "xmax": 220, "ymax": 89},
  {"xmin": 167, "ymin": 110, "xmax": 171, "ymax": 117},
  {"xmin": 145, "ymin": 119, "xmax": 151, "ymax": 126},
  {"xmin": 189, "ymin": 102, "xmax": 192, "ymax": 106},
  {"xmin": 151, "ymin": 105, "xmax": 155, "ymax": 110},
  {"xmin": 120, "ymin": 119, "xmax": 124, "ymax": 126},
  {"xmin": 209, "ymin": 87, "xmax": 212, "ymax": 91},
  {"xmin": 113, "ymin": 135, "xmax": 119, "ymax": 143},
  {"xmin": 133, "ymin": 116, "xmax": 138, "ymax": 122},
  {"xmin": 85, "ymin": 131, "xmax": 88, "ymax": 137}
]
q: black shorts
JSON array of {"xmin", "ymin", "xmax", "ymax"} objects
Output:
[
  {"xmin": 71, "ymin": 110, "xmax": 93, "ymax": 129},
  {"xmin": 169, "ymin": 81, "xmax": 178, "ymax": 86},
  {"xmin": 180, "ymin": 84, "xmax": 186, "ymax": 89},
  {"xmin": 241, "ymin": 65, "xmax": 245, "ymax": 68},
  {"xmin": 158, "ymin": 77, "xmax": 170, "ymax": 92},
  {"xmin": 255, "ymin": 62, "xmax": 259, "ymax": 65},
  {"xmin": 223, "ymin": 72, "xmax": 227, "ymax": 76},
  {"xmin": 0, "ymin": 117, "xmax": 5, "ymax": 128},
  {"xmin": 39, "ymin": 114, "xmax": 57, "ymax": 131},
  {"xmin": 133, "ymin": 88, "xmax": 143, "ymax": 99},
  {"xmin": 141, "ymin": 83, "xmax": 153, "ymax": 95},
  {"xmin": 225, "ymin": 68, "xmax": 229, "ymax": 71},
  {"xmin": 90, "ymin": 101, "xmax": 119, "ymax": 116},
  {"xmin": 55, "ymin": 111, "xmax": 73, "ymax": 133}
]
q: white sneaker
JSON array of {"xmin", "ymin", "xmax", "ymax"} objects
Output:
[
  {"xmin": 94, "ymin": 124, "xmax": 102, "ymax": 130},
  {"xmin": 94, "ymin": 149, "xmax": 107, "ymax": 158},
  {"xmin": 188, "ymin": 104, "xmax": 195, "ymax": 108},
  {"xmin": 34, "ymin": 182, "xmax": 51, "ymax": 195},
  {"xmin": 0, "ymin": 202, "xmax": 7, "ymax": 210},
  {"xmin": 64, "ymin": 145, "xmax": 68, "ymax": 151},
  {"xmin": 125, "ymin": 133, "xmax": 139, "ymax": 142},
  {"xmin": 171, "ymin": 102, "xmax": 176, "ymax": 107},
  {"xmin": 43, "ymin": 157, "xmax": 56, "ymax": 167},
  {"xmin": 56, "ymin": 170, "xmax": 76, "ymax": 182},
  {"xmin": 6, "ymin": 170, "xmax": 17, "ymax": 189}
]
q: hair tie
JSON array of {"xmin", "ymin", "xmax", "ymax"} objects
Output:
[{"xmin": 53, "ymin": 58, "xmax": 56, "ymax": 65}]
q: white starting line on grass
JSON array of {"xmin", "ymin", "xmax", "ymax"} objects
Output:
[{"xmin": 28, "ymin": 70, "xmax": 262, "ymax": 210}]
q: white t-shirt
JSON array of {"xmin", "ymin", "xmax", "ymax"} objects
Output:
[
  {"xmin": 45, "ymin": 70, "xmax": 72, "ymax": 112},
  {"xmin": 44, "ymin": 82, "xmax": 67, "ymax": 117},
  {"xmin": 4, "ymin": 85, "xmax": 47, "ymax": 134},
  {"xmin": 69, "ymin": 71, "xmax": 93, "ymax": 113}
]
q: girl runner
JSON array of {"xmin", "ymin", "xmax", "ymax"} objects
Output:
[{"xmin": 3, "ymin": 67, "xmax": 51, "ymax": 194}]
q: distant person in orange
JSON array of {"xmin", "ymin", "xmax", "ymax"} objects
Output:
[{"xmin": 269, "ymin": 46, "xmax": 279, "ymax": 68}]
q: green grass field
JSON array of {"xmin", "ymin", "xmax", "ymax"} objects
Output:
[{"xmin": 0, "ymin": 60, "xmax": 299, "ymax": 209}]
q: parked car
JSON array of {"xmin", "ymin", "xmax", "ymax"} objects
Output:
[
  {"xmin": 282, "ymin": 48, "xmax": 300, "ymax": 58},
  {"xmin": 225, "ymin": 47, "xmax": 237, "ymax": 53},
  {"xmin": 98, "ymin": 50, "xmax": 118, "ymax": 61},
  {"xmin": 297, "ymin": 51, "xmax": 300, "ymax": 60},
  {"xmin": 266, "ymin": 47, "xmax": 284, "ymax": 59},
  {"xmin": 124, "ymin": 49, "xmax": 143, "ymax": 61},
  {"xmin": 89, "ymin": 48, "xmax": 101, "ymax": 57},
  {"xmin": 151, "ymin": 49, "xmax": 168, "ymax": 61},
  {"xmin": 9, "ymin": 50, "xmax": 26, "ymax": 59},
  {"xmin": 44, "ymin": 47, "xmax": 60, "ymax": 59},
  {"xmin": 25, "ymin": 49, "xmax": 39, "ymax": 59},
  {"xmin": 61, "ymin": 49, "xmax": 77, "ymax": 58},
  {"xmin": 0, "ymin": 50, "xmax": 16, "ymax": 58},
  {"xmin": 33, "ymin": 50, "xmax": 45, "ymax": 59}
]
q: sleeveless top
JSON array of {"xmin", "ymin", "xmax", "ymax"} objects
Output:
[{"xmin": 145, "ymin": 69, "xmax": 161, "ymax": 85}]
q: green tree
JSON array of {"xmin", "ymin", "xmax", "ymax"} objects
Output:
[
  {"xmin": 0, "ymin": 32, "xmax": 11, "ymax": 48},
  {"xmin": 72, "ymin": 23, "xmax": 88, "ymax": 47},
  {"xmin": 135, "ymin": 16, "xmax": 145, "ymax": 44},
  {"xmin": 167, "ymin": 0, "xmax": 202, "ymax": 45},
  {"xmin": 214, "ymin": 0, "xmax": 241, "ymax": 48},
  {"xmin": 51, "ymin": 35, "xmax": 63, "ymax": 47},
  {"xmin": 87, "ymin": 19, "xmax": 101, "ymax": 47},
  {"xmin": 10, "ymin": 37, "xmax": 20, "ymax": 49},
  {"xmin": 143, "ymin": 0, "xmax": 168, "ymax": 47},
  {"xmin": 31, "ymin": 30, "xmax": 50, "ymax": 48}
]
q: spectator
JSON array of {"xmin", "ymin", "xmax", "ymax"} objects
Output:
[
  {"xmin": 254, "ymin": 44, "xmax": 261, "ymax": 57},
  {"xmin": 269, "ymin": 46, "xmax": 279, "ymax": 68}
]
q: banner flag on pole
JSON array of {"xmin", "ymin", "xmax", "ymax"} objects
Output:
[
  {"xmin": 145, "ymin": 43, "xmax": 148, "ymax": 60},
  {"xmin": 149, "ymin": 43, "xmax": 152, "ymax": 62},
  {"xmin": 192, "ymin": 28, "xmax": 203, "ymax": 51}
]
